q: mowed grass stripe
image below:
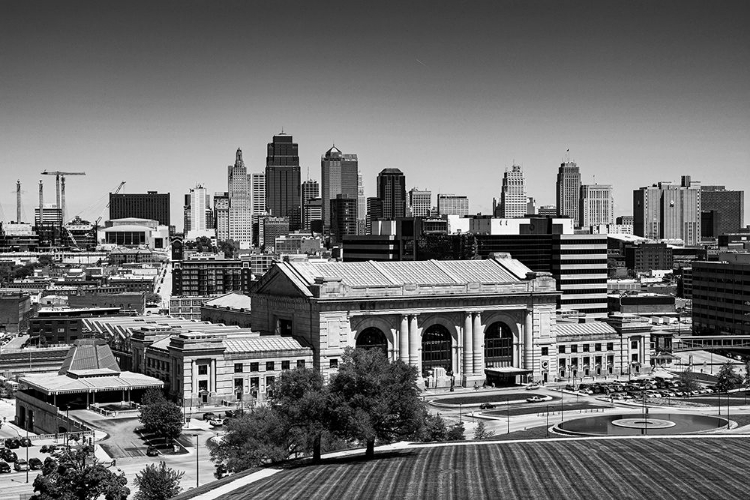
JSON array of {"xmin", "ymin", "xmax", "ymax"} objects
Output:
[
  {"xmin": 532, "ymin": 442, "xmax": 609, "ymax": 499},
  {"xmin": 598, "ymin": 441, "xmax": 659, "ymax": 499},
  {"xmin": 464, "ymin": 445, "xmax": 497, "ymax": 498},
  {"xmin": 616, "ymin": 439, "xmax": 689, "ymax": 500},
  {"xmin": 669, "ymin": 440, "xmax": 747, "ymax": 498}
]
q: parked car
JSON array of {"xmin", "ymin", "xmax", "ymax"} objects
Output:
[
  {"xmin": 209, "ymin": 419, "xmax": 224, "ymax": 427},
  {"xmin": 0, "ymin": 461, "xmax": 10, "ymax": 473},
  {"xmin": 527, "ymin": 396, "xmax": 545, "ymax": 403},
  {"xmin": 146, "ymin": 446, "xmax": 160, "ymax": 457},
  {"xmin": 14, "ymin": 459, "xmax": 28, "ymax": 472},
  {"xmin": 28, "ymin": 458, "xmax": 43, "ymax": 470},
  {"xmin": 202, "ymin": 412, "xmax": 217, "ymax": 421},
  {"xmin": 479, "ymin": 403, "xmax": 495, "ymax": 410},
  {"xmin": 5, "ymin": 438, "xmax": 20, "ymax": 449}
]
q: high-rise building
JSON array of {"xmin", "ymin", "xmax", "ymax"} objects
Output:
[
  {"xmin": 301, "ymin": 180, "xmax": 320, "ymax": 231},
  {"xmin": 303, "ymin": 198, "xmax": 323, "ymax": 232},
  {"xmin": 376, "ymin": 168, "xmax": 406, "ymax": 220},
  {"xmin": 228, "ymin": 148, "xmax": 252, "ymax": 245},
  {"xmin": 408, "ymin": 188, "xmax": 432, "ymax": 217},
  {"xmin": 266, "ymin": 133, "xmax": 301, "ymax": 231},
  {"xmin": 437, "ymin": 194, "xmax": 469, "ymax": 216},
  {"xmin": 633, "ymin": 176, "xmax": 702, "ymax": 245},
  {"xmin": 526, "ymin": 197, "xmax": 537, "ymax": 216},
  {"xmin": 366, "ymin": 197, "xmax": 384, "ymax": 235},
  {"xmin": 499, "ymin": 165, "xmax": 527, "ymax": 218},
  {"xmin": 261, "ymin": 216, "xmax": 290, "ymax": 252},
  {"xmin": 700, "ymin": 185, "xmax": 744, "ymax": 237},
  {"xmin": 357, "ymin": 173, "xmax": 366, "ymax": 223},
  {"xmin": 321, "ymin": 146, "xmax": 358, "ymax": 232},
  {"xmin": 35, "ymin": 204, "xmax": 62, "ymax": 226},
  {"xmin": 109, "ymin": 192, "xmax": 171, "ymax": 226},
  {"xmin": 251, "ymin": 172, "xmax": 266, "ymax": 215},
  {"xmin": 214, "ymin": 192, "xmax": 229, "ymax": 241},
  {"xmin": 330, "ymin": 195, "xmax": 358, "ymax": 245},
  {"xmin": 579, "ymin": 184, "xmax": 614, "ymax": 227},
  {"xmin": 556, "ymin": 161, "xmax": 581, "ymax": 226},
  {"xmin": 184, "ymin": 185, "xmax": 209, "ymax": 235}
]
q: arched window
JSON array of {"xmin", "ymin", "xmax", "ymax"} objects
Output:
[
  {"xmin": 356, "ymin": 327, "xmax": 388, "ymax": 357},
  {"xmin": 422, "ymin": 324, "xmax": 452, "ymax": 377},
  {"xmin": 485, "ymin": 322, "xmax": 513, "ymax": 367}
]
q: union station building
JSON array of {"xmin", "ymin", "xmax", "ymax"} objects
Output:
[{"xmin": 250, "ymin": 254, "xmax": 561, "ymax": 386}]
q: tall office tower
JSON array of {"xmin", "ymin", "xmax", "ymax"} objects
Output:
[
  {"xmin": 184, "ymin": 185, "xmax": 209, "ymax": 234},
  {"xmin": 633, "ymin": 176, "xmax": 702, "ymax": 245},
  {"xmin": 701, "ymin": 185, "xmax": 744, "ymax": 237},
  {"xmin": 214, "ymin": 192, "xmax": 229, "ymax": 241},
  {"xmin": 376, "ymin": 168, "xmax": 406, "ymax": 220},
  {"xmin": 357, "ymin": 173, "xmax": 366, "ymax": 223},
  {"xmin": 499, "ymin": 165, "xmax": 527, "ymax": 217},
  {"xmin": 228, "ymin": 148, "xmax": 252, "ymax": 245},
  {"xmin": 251, "ymin": 172, "xmax": 266, "ymax": 214},
  {"xmin": 366, "ymin": 197, "xmax": 384, "ymax": 235},
  {"xmin": 261, "ymin": 216, "xmax": 290, "ymax": 252},
  {"xmin": 330, "ymin": 195, "xmax": 358, "ymax": 245},
  {"xmin": 579, "ymin": 184, "xmax": 614, "ymax": 227},
  {"xmin": 526, "ymin": 197, "xmax": 537, "ymax": 216},
  {"xmin": 303, "ymin": 198, "xmax": 323, "ymax": 232},
  {"xmin": 556, "ymin": 160, "xmax": 581, "ymax": 226},
  {"xmin": 301, "ymin": 179, "xmax": 320, "ymax": 231},
  {"xmin": 321, "ymin": 146, "xmax": 358, "ymax": 232},
  {"xmin": 408, "ymin": 188, "xmax": 432, "ymax": 217},
  {"xmin": 437, "ymin": 194, "xmax": 470, "ymax": 216},
  {"xmin": 109, "ymin": 191, "xmax": 171, "ymax": 226},
  {"xmin": 266, "ymin": 133, "xmax": 301, "ymax": 231}
]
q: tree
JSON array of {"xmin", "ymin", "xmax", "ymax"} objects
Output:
[
  {"xmin": 446, "ymin": 422, "xmax": 466, "ymax": 441},
  {"xmin": 31, "ymin": 445, "xmax": 129, "ymax": 500},
  {"xmin": 473, "ymin": 421, "xmax": 495, "ymax": 440},
  {"xmin": 145, "ymin": 292, "xmax": 162, "ymax": 305},
  {"xmin": 328, "ymin": 347, "xmax": 425, "ymax": 458},
  {"xmin": 133, "ymin": 461, "xmax": 184, "ymax": 500},
  {"xmin": 678, "ymin": 368, "xmax": 699, "ymax": 394},
  {"xmin": 208, "ymin": 407, "xmax": 289, "ymax": 472},
  {"xmin": 716, "ymin": 362, "xmax": 744, "ymax": 393},
  {"xmin": 139, "ymin": 391, "xmax": 183, "ymax": 446},
  {"xmin": 419, "ymin": 412, "xmax": 448, "ymax": 442},
  {"xmin": 218, "ymin": 240, "xmax": 239, "ymax": 259},
  {"xmin": 271, "ymin": 367, "xmax": 330, "ymax": 462}
]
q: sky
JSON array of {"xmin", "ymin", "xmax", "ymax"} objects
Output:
[{"xmin": 1, "ymin": 0, "xmax": 748, "ymax": 231}]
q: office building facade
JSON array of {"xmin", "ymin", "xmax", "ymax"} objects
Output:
[
  {"xmin": 377, "ymin": 168, "xmax": 406, "ymax": 220},
  {"xmin": 321, "ymin": 146, "xmax": 358, "ymax": 232},
  {"xmin": 499, "ymin": 165, "xmax": 527, "ymax": 218},
  {"xmin": 437, "ymin": 194, "xmax": 470, "ymax": 216},
  {"xmin": 109, "ymin": 192, "xmax": 170, "ymax": 226},
  {"xmin": 556, "ymin": 161, "xmax": 581, "ymax": 226},
  {"xmin": 330, "ymin": 195, "xmax": 358, "ymax": 245},
  {"xmin": 701, "ymin": 185, "xmax": 744, "ymax": 237},
  {"xmin": 214, "ymin": 192, "xmax": 229, "ymax": 241},
  {"xmin": 408, "ymin": 188, "xmax": 432, "ymax": 217},
  {"xmin": 580, "ymin": 184, "xmax": 614, "ymax": 227},
  {"xmin": 228, "ymin": 148, "xmax": 252, "ymax": 245},
  {"xmin": 266, "ymin": 133, "xmax": 301, "ymax": 231},
  {"xmin": 633, "ymin": 176, "xmax": 701, "ymax": 245}
]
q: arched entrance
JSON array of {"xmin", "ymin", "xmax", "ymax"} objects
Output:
[
  {"xmin": 356, "ymin": 327, "xmax": 388, "ymax": 357},
  {"xmin": 484, "ymin": 322, "xmax": 513, "ymax": 367},
  {"xmin": 422, "ymin": 324, "xmax": 452, "ymax": 377}
]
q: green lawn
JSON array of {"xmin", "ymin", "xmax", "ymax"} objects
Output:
[{"xmin": 212, "ymin": 437, "xmax": 750, "ymax": 500}]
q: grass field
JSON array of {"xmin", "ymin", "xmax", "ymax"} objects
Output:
[{"xmin": 211, "ymin": 437, "xmax": 750, "ymax": 500}]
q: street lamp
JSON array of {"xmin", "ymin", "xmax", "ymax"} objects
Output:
[
  {"xmin": 194, "ymin": 434, "xmax": 200, "ymax": 488},
  {"xmin": 506, "ymin": 398, "xmax": 510, "ymax": 434}
]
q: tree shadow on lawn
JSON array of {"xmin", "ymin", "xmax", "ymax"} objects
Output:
[{"xmin": 277, "ymin": 449, "xmax": 418, "ymax": 471}]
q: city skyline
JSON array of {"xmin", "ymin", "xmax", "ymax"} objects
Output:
[{"xmin": 1, "ymin": 1, "xmax": 748, "ymax": 228}]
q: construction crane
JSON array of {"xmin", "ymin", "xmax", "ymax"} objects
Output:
[
  {"xmin": 40, "ymin": 170, "xmax": 86, "ymax": 224},
  {"xmin": 95, "ymin": 181, "xmax": 126, "ymax": 226}
]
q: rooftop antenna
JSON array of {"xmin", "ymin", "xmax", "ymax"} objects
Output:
[{"xmin": 566, "ymin": 149, "xmax": 570, "ymax": 163}]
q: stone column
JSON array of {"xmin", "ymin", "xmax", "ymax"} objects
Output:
[
  {"xmin": 463, "ymin": 312, "xmax": 473, "ymax": 378},
  {"xmin": 472, "ymin": 312, "xmax": 483, "ymax": 376},
  {"xmin": 408, "ymin": 315, "xmax": 421, "ymax": 375},
  {"xmin": 191, "ymin": 360, "xmax": 196, "ymax": 403},
  {"xmin": 210, "ymin": 359, "xmax": 216, "ymax": 393},
  {"xmin": 399, "ymin": 315, "xmax": 409, "ymax": 363},
  {"xmin": 524, "ymin": 309, "xmax": 534, "ymax": 372}
]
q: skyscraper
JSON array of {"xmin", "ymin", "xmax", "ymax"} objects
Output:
[
  {"xmin": 228, "ymin": 148, "xmax": 252, "ymax": 245},
  {"xmin": 330, "ymin": 195, "xmax": 358, "ymax": 245},
  {"xmin": 301, "ymin": 179, "xmax": 320, "ymax": 231},
  {"xmin": 376, "ymin": 168, "xmax": 406, "ymax": 220},
  {"xmin": 408, "ymin": 188, "xmax": 432, "ymax": 217},
  {"xmin": 357, "ymin": 173, "xmax": 366, "ymax": 223},
  {"xmin": 700, "ymin": 185, "xmax": 744, "ymax": 237},
  {"xmin": 499, "ymin": 165, "xmax": 527, "ymax": 217},
  {"xmin": 214, "ymin": 192, "xmax": 229, "ymax": 241},
  {"xmin": 266, "ymin": 133, "xmax": 301, "ymax": 231},
  {"xmin": 251, "ymin": 172, "xmax": 266, "ymax": 215},
  {"xmin": 321, "ymin": 146, "xmax": 358, "ymax": 232},
  {"xmin": 633, "ymin": 176, "xmax": 702, "ymax": 245},
  {"xmin": 556, "ymin": 160, "xmax": 581, "ymax": 226},
  {"xmin": 184, "ymin": 185, "xmax": 209, "ymax": 235},
  {"xmin": 579, "ymin": 184, "xmax": 614, "ymax": 227}
]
